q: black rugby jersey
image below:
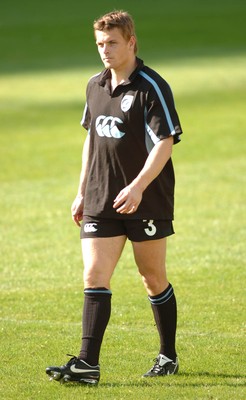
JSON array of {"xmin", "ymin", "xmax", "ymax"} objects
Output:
[{"xmin": 81, "ymin": 58, "xmax": 182, "ymax": 220}]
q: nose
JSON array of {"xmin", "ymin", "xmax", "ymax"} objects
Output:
[{"xmin": 102, "ymin": 44, "xmax": 109, "ymax": 54}]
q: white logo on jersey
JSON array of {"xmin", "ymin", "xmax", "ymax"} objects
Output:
[
  {"xmin": 95, "ymin": 115, "xmax": 125, "ymax": 138},
  {"xmin": 121, "ymin": 95, "xmax": 134, "ymax": 112},
  {"xmin": 143, "ymin": 220, "xmax": 157, "ymax": 236},
  {"xmin": 84, "ymin": 223, "xmax": 98, "ymax": 233}
]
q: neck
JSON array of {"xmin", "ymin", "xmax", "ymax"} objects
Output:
[{"xmin": 110, "ymin": 57, "xmax": 137, "ymax": 90}]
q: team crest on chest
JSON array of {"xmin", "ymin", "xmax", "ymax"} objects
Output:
[{"xmin": 121, "ymin": 95, "xmax": 134, "ymax": 112}]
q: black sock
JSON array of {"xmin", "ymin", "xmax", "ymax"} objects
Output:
[
  {"xmin": 79, "ymin": 288, "xmax": 112, "ymax": 365},
  {"xmin": 148, "ymin": 283, "xmax": 177, "ymax": 360}
]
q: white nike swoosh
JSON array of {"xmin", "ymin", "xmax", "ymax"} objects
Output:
[{"xmin": 70, "ymin": 365, "xmax": 98, "ymax": 374}]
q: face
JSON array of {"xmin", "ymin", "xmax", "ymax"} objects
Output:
[{"xmin": 95, "ymin": 28, "xmax": 135, "ymax": 71}]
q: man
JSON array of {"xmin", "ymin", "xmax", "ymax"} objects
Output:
[{"xmin": 46, "ymin": 10, "xmax": 182, "ymax": 385}]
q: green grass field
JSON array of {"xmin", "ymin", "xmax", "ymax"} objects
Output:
[{"xmin": 0, "ymin": 1, "xmax": 245, "ymax": 399}]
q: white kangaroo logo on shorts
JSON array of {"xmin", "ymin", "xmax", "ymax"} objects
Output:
[
  {"xmin": 95, "ymin": 115, "xmax": 125, "ymax": 138},
  {"xmin": 84, "ymin": 223, "xmax": 98, "ymax": 233}
]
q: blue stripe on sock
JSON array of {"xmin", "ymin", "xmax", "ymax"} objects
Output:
[
  {"xmin": 148, "ymin": 286, "xmax": 174, "ymax": 305},
  {"xmin": 84, "ymin": 288, "xmax": 112, "ymax": 295}
]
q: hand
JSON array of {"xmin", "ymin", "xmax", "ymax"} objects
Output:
[
  {"xmin": 113, "ymin": 184, "xmax": 143, "ymax": 214},
  {"xmin": 71, "ymin": 195, "xmax": 84, "ymax": 227}
]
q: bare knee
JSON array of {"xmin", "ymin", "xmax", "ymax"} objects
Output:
[
  {"xmin": 142, "ymin": 274, "xmax": 168, "ymax": 296},
  {"xmin": 84, "ymin": 266, "xmax": 110, "ymax": 289}
]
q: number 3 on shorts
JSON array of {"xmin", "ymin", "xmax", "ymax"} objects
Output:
[{"xmin": 143, "ymin": 219, "xmax": 157, "ymax": 236}]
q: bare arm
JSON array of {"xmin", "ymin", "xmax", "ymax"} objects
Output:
[
  {"xmin": 71, "ymin": 135, "xmax": 90, "ymax": 226},
  {"xmin": 113, "ymin": 136, "xmax": 173, "ymax": 214}
]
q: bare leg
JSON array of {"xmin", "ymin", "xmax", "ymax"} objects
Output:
[
  {"xmin": 82, "ymin": 236, "xmax": 127, "ymax": 288},
  {"xmin": 132, "ymin": 238, "xmax": 177, "ymax": 360},
  {"xmin": 80, "ymin": 236, "xmax": 126, "ymax": 365},
  {"xmin": 132, "ymin": 238, "xmax": 168, "ymax": 295}
]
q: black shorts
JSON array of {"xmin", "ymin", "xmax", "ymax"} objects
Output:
[{"xmin": 80, "ymin": 216, "xmax": 174, "ymax": 242}]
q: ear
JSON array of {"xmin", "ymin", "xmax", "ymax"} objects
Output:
[{"xmin": 128, "ymin": 35, "xmax": 136, "ymax": 50}]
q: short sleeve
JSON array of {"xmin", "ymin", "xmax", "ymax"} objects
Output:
[
  {"xmin": 141, "ymin": 71, "xmax": 182, "ymax": 144},
  {"xmin": 80, "ymin": 101, "xmax": 91, "ymax": 130}
]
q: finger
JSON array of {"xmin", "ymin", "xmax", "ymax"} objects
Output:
[
  {"xmin": 127, "ymin": 205, "xmax": 136, "ymax": 214},
  {"xmin": 73, "ymin": 218, "xmax": 81, "ymax": 227},
  {"xmin": 115, "ymin": 204, "xmax": 127, "ymax": 213},
  {"xmin": 113, "ymin": 196, "xmax": 126, "ymax": 208},
  {"xmin": 113, "ymin": 190, "xmax": 128, "ymax": 207},
  {"xmin": 72, "ymin": 214, "xmax": 82, "ymax": 227},
  {"xmin": 116, "ymin": 204, "xmax": 136, "ymax": 214}
]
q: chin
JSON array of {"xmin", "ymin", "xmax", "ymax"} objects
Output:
[{"xmin": 103, "ymin": 61, "xmax": 112, "ymax": 68}]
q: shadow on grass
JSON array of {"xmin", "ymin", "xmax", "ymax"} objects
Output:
[
  {"xmin": 1, "ymin": 0, "xmax": 245, "ymax": 75},
  {"xmin": 60, "ymin": 371, "xmax": 245, "ymax": 390},
  {"xmin": 1, "ymin": 48, "xmax": 245, "ymax": 77}
]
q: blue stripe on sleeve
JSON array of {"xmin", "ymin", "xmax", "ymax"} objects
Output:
[{"xmin": 139, "ymin": 70, "xmax": 175, "ymax": 135}]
